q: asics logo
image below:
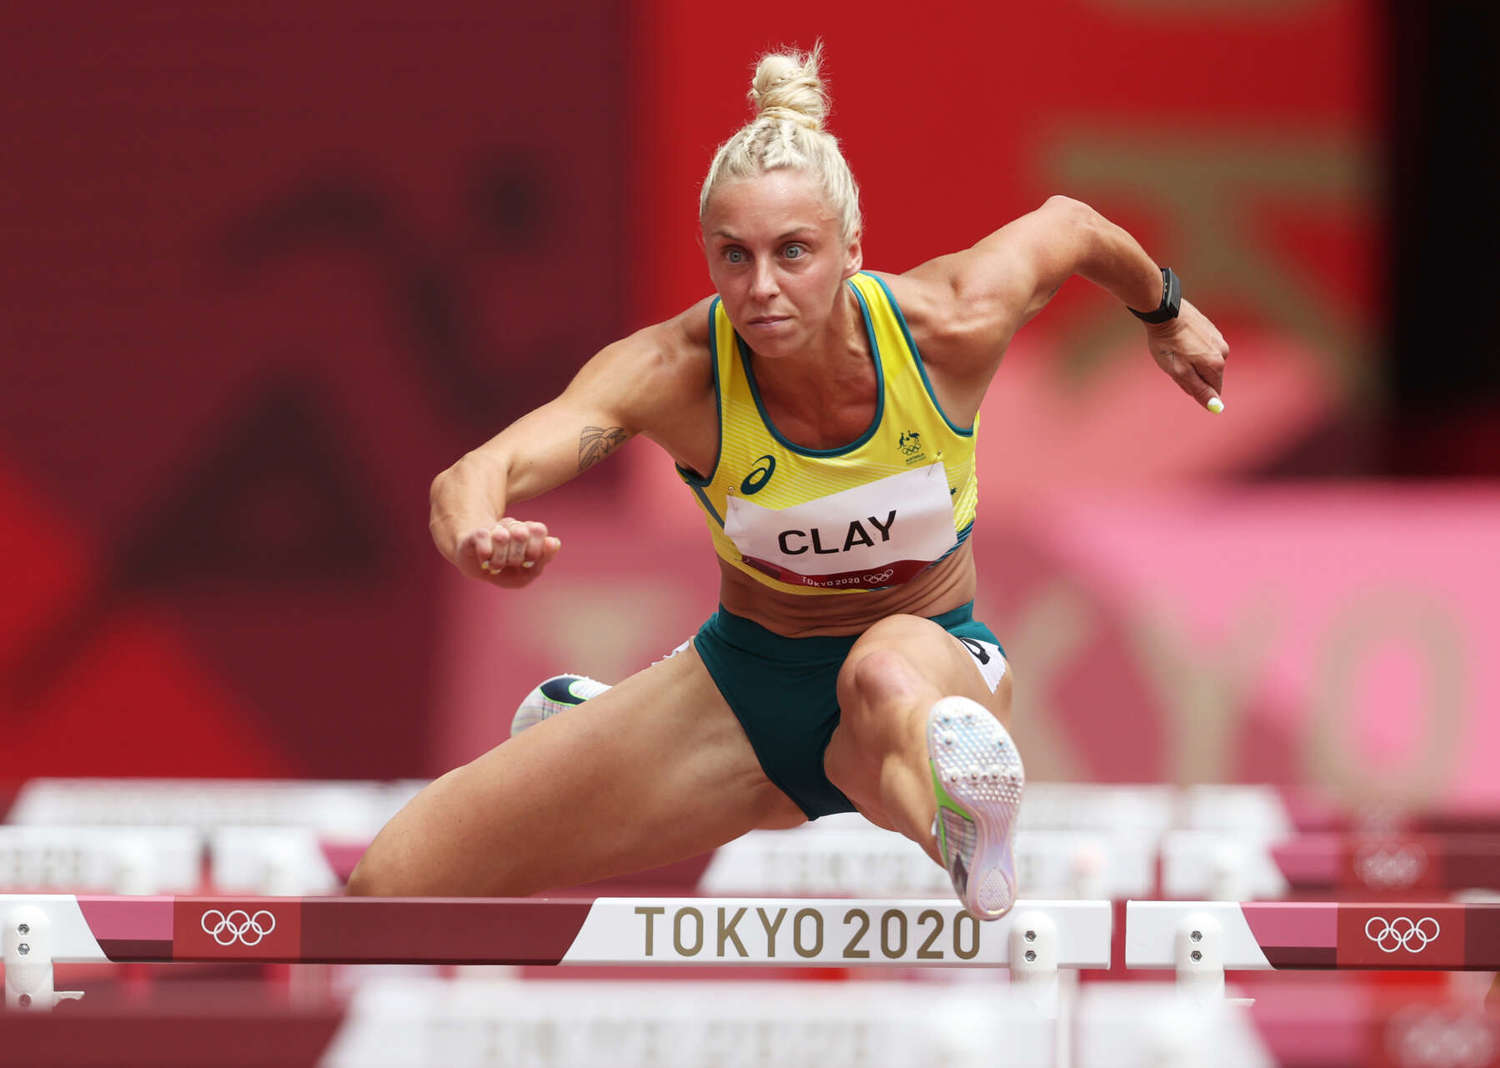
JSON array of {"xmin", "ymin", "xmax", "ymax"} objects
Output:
[
  {"xmin": 862, "ymin": 568, "xmax": 895, "ymax": 584},
  {"xmin": 740, "ymin": 455, "xmax": 776, "ymax": 495},
  {"xmin": 201, "ymin": 908, "xmax": 277, "ymax": 946},
  {"xmin": 1365, "ymin": 916, "xmax": 1440, "ymax": 953}
]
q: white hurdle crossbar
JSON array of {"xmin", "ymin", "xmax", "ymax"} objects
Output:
[
  {"xmin": 1127, "ymin": 900, "xmax": 1500, "ymax": 1002},
  {"xmin": 2, "ymin": 895, "xmax": 1112, "ymax": 1011}
]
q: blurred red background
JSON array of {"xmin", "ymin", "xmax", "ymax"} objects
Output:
[{"xmin": 2, "ymin": 1, "xmax": 1496, "ymax": 813}]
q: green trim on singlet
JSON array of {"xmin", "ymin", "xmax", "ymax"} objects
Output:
[
  {"xmin": 866, "ymin": 272, "xmax": 974, "ymax": 437},
  {"xmin": 676, "ymin": 272, "xmax": 981, "ymax": 598},
  {"xmin": 674, "ymin": 297, "xmax": 725, "ymax": 490},
  {"xmin": 735, "ymin": 278, "xmax": 886, "ymax": 458},
  {"xmin": 689, "ymin": 483, "xmax": 723, "ymax": 527}
]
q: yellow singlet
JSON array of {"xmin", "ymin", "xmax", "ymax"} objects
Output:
[{"xmin": 677, "ymin": 272, "xmax": 980, "ymax": 595}]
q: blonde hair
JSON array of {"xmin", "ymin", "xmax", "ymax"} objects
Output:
[{"xmin": 699, "ymin": 44, "xmax": 863, "ymax": 243}]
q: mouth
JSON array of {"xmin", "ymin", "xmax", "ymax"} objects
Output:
[{"xmin": 747, "ymin": 315, "xmax": 791, "ymax": 328}]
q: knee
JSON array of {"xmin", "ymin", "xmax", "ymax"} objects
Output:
[
  {"xmin": 344, "ymin": 849, "xmax": 394, "ymax": 897},
  {"xmin": 344, "ymin": 838, "xmax": 437, "ymax": 897},
  {"xmin": 839, "ymin": 646, "xmax": 925, "ymax": 714}
]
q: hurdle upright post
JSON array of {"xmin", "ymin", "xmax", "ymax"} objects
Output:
[
  {"xmin": 4, "ymin": 904, "xmax": 83, "ymax": 1011},
  {"xmin": 1173, "ymin": 910, "xmax": 1224, "ymax": 1001},
  {"xmin": 1008, "ymin": 908, "xmax": 1060, "ymax": 1015}
]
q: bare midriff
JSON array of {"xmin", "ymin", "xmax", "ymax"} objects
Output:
[{"xmin": 715, "ymin": 539, "xmax": 978, "ymax": 637}]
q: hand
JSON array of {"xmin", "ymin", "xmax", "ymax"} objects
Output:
[
  {"xmin": 457, "ymin": 518, "xmax": 562, "ymax": 588},
  {"xmin": 1145, "ymin": 299, "xmax": 1229, "ymax": 413}
]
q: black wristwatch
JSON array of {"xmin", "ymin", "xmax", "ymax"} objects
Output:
[{"xmin": 1129, "ymin": 267, "xmax": 1181, "ymax": 324}]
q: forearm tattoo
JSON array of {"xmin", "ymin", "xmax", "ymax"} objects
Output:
[{"xmin": 578, "ymin": 426, "xmax": 627, "ymax": 472}]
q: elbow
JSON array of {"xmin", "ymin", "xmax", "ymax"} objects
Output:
[
  {"xmin": 1041, "ymin": 194, "xmax": 1107, "ymax": 276},
  {"xmin": 1041, "ymin": 194, "xmax": 1099, "ymax": 231}
]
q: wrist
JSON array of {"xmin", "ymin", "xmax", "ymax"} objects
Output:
[{"xmin": 1129, "ymin": 267, "xmax": 1181, "ymax": 324}]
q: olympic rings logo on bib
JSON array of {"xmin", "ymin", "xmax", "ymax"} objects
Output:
[
  {"xmin": 201, "ymin": 908, "xmax": 277, "ymax": 946},
  {"xmin": 1365, "ymin": 915, "xmax": 1440, "ymax": 953},
  {"xmin": 862, "ymin": 568, "xmax": 895, "ymax": 585}
]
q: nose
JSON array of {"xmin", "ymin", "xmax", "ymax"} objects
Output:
[{"xmin": 749, "ymin": 259, "xmax": 779, "ymax": 300}]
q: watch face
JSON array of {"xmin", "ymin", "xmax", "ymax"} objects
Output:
[
  {"xmin": 1131, "ymin": 268, "xmax": 1180, "ymax": 323},
  {"xmin": 1163, "ymin": 267, "xmax": 1182, "ymax": 318}
]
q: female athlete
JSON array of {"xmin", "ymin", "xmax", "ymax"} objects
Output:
[{"xmin": 348, "ymin": 45, "xmax": 1228, "ymax": 920}]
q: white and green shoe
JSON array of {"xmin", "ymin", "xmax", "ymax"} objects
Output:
[
  {"xmin": 927, "ymin": 695, "xmax": 1024, "ymax": 920},
  {"xmin": 511, "ymin": 674, "xmax": 611, "ymax": 737}
]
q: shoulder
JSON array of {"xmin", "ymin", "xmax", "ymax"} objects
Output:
[
  {"xmin": 587, "ymin": 297, "xmax": 717, "ymax": 433},
  {"xmin": 871, "ymin": 197, "xmax": 1091, "ymax": 368},
  {"xmin": 860, "ymin": 268, "xmax": 996, "ymax": 371},
  {"xmin": 644, "ymin": 295, "xmax": 718, "ymax": 390}
]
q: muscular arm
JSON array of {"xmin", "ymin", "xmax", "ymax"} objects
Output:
[
  {"xmin": 942, "ymin": 195, "xmax": 1164, "ymax": 330},
  {"xmin": 430, "ymin": 303, "xmax": 712, "ymax": 585},
  {"xmin": 905, "ymin": 195, "xmax": 1229, "ymax": 411}
]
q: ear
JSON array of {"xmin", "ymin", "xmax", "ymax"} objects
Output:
[{"xmin": 842, "ymin": 229, "xmax": 864, "ymax": 280}]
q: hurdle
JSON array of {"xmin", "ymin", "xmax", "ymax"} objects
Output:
[
  {"xmin": 1163, "ymin": 829, "xmax": 1500, "ymax": 900},
  {"xmin": 1272, "ymin": 832, "xmax": 1500, "ymax": 894},
  {"xmin": 2, "ymin": 895, "xmax": 1113, "ymax": 1011},
  {"xmin": 1126, "ymin": 900, "xmax": 1500, "ymax": 1000}
]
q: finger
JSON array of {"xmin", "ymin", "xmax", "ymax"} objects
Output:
[
  {"xmin": 521, "ymin": 522, "xmax": 551, "ymax": 566},
  {"xmin": 496, "ymin": 534, "xmax": 562, "ymax": 584},
  {"xmin": 519, "ymin": 535, "xmax": 561, "ymax": 574},
  {"xmin": 1180, "ymin": 368, "xmax": 1224, "ymax": 414},
  {"xmin": 1201, "ymin": 357, "xmax": 1225, "ymax": 398},
  {"xmin": 492, "ymin": 519, "xmax": 525, "ymax": 569},
  {"xmin": 470, "ymin": 528, "xmax": 493, "ymax": 569},
  {"xmin": 511, "ymin": 523, "xmax": 535, "ymax": 567},
  {"xmin": 481, "ymin": 523, "xmax": 512, "ymax": 574}
]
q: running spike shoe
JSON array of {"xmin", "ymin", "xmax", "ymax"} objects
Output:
[
  {"xmin": 926, "ymin": 695, "xmax": 1025, "ymax": 920},
  {"xmin": 511, "ymin": 674, "xmax": 611, "ymax": 737}
]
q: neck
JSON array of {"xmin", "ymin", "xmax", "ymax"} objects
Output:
[
  {"xmin": 754, "ymin": 281, "xmax": 867, "ymax": 395},
  {"xmin": 748, "ymin": 283, "xmax": 877, "ymax": 449}
]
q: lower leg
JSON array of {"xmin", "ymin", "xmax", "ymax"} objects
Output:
[
  {"xmin": 834, "ymin": 649, "xmax": 946, "ymax": 863},
  {"xmin": 829, "ymin": 628, "xmax": 1023, "ymax": 920}
]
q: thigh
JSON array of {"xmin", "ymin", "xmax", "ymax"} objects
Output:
[{"xmin": 349, "ymin": 643, "xmax": 806, "ymax": 897}]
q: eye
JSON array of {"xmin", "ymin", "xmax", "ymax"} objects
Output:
[
  {"xmin": 783, "ymin": 243, "xmax": 807, "ymax": 260},
  {"xmin": 724, "ymin": 247, "xmax": 747, "ymax": 265}
]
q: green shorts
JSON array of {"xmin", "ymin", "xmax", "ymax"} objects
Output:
[{"xmin": 692, "ymin": 602, "xmax": 1006, "ymax": 820}]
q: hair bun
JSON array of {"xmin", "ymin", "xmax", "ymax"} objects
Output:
[{"xmin": 749, "ymin": 45, "xmax": 828, "ymax": 132}]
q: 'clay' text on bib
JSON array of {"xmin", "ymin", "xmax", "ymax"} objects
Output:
[{"xmin": 723, "ymin": 463, "xmax": 957, "ymax": 591}]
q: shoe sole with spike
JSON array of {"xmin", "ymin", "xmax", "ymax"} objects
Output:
[{"xmin": 927, "ymin": 695, "xmax": 1025, "ymax": 920}]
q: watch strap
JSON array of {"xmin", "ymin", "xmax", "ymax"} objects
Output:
[{"xmin": 1130, "ymin": 267, "xmax": 1181, "ymax": 324}]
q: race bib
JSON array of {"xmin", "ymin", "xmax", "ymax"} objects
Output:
[{"xmin": 723, "ymin": 463, "xmax": 957, "ymax": 590}]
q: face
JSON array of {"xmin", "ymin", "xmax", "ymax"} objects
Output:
[{"xmin": 702, "ymin": 169, "xmax": 862, "ymax": 357}]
